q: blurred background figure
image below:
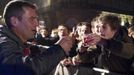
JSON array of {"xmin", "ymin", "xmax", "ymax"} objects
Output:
[
  {"xmin": 128, "ymin": 26, "xmax": 134, "ymax": 38},
  {"xmin": 50, "ymin": 28, "xmax": 58, "ymax": 38},
  {"xmin": 58, "ymin": 25, "xmax": 70, "ymax": 38},
  {"xmin": 91, "ymin": 16, "xmax": 101, "ymax": 35}
]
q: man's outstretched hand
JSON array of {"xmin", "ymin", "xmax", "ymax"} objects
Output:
[{"xmin": 56, "ymin": 36, "xmax": 73, "ymax": 55}]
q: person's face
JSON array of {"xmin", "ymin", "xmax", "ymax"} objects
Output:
[
  {"xmin": 76, "ymin": 26, "xmax": 81, "ymax": 36},
  {"xmin": 81, "ymin": 25, "xmax": 91, "ymax": 36},
  {"xmin": 128, "ymin": 32, "xmax": 134, "ymax": 38},
  {"xmin": 58, "ymin": 26, "xmax": 68, "ymax": 37},
  {"xmin": 16, "ymin": 7, "xmax": 39, "ymax": 41},
  {"xmin": 40, "ymin": 29, "xmax": 48, "ymax": 37},
  {"xmin": 91, "ymin": 21, "xmax": 101, "ymax": 35},
  {"xmin": 99, "ymin": 22, "xmax": 116, "ymax": 39}
]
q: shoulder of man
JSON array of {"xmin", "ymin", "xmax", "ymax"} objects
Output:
[{"xmin": 0, "ymin": 24, "xmax": 23, "ymax": 50}]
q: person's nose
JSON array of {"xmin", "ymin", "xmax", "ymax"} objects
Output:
[
  {"xmin": 33, "ymin": 19, "xmax": 39, "ymax": 27},
  {"xmin": 100, "ymin": 27, "xmax": 104, "ymax": 34}
]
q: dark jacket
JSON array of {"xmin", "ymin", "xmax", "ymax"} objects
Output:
[
  {"xmin": 0, "ymin": 25, "xmax": 66, "ymax": 75},
  {"xmin": 100, "ymin": 27, "xmax": 134, "ymax": 74},
  {"xmin": 79, "ymin": 27, "xmax": 134, "ymax": 74}
]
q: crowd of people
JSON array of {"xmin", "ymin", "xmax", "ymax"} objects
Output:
[{"xmin": 0, "ymin": 0, "xmax": 134, "ymax": 75}]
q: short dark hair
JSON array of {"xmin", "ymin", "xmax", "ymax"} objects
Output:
[
  {"xmin": 3, "ymin": 0, "xmax": 37, "ymax": 29},
  {"xmin": 99, "ymin": 14, "xmax": 121, "ymax": 30}
]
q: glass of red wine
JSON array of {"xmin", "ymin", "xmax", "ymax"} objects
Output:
[{"xmin": 82, "ymin": 34, "xmax": 94, "ymax": 47}]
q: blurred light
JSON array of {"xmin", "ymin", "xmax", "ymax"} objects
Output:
[
  {"xmin": 0, "ymin": 15, "xmax": 2, "ymax": 19},
  {"xmin": 42, "ymin": 0, "xmax": 51, "ymax": 7}
]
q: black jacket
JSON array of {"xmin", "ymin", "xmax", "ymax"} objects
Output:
[
  {"xmin": 79, "ymin": 27, "xmax": 134, "ymax": 74},
  {"xmin": 101, "ymin": 27, "xmax": 134, "ymax": 74},
  {"xmin": 0, "ymin": 25, "xmax": 66, "ymax": 75}
]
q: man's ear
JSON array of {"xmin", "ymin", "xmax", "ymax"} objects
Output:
[{"xmin": 10, "ymin": 17, "xmax": 19, "ymax": 27}]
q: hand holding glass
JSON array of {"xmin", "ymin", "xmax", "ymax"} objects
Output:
[{"xmin": 82, "ymin": 34, "xmax": 94, "ymax": 47}]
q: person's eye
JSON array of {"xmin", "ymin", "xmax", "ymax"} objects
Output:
[
  {"xmin": 96, "ymin": 26, "xmax": 99, "ymax": 28},
  {"xmin": 30, "ymin": 17, "xmax": 38, "ymax": 21},
  {"xmin": 102, "ymin": 25, "xmax": 106, "ymax": 29}
]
